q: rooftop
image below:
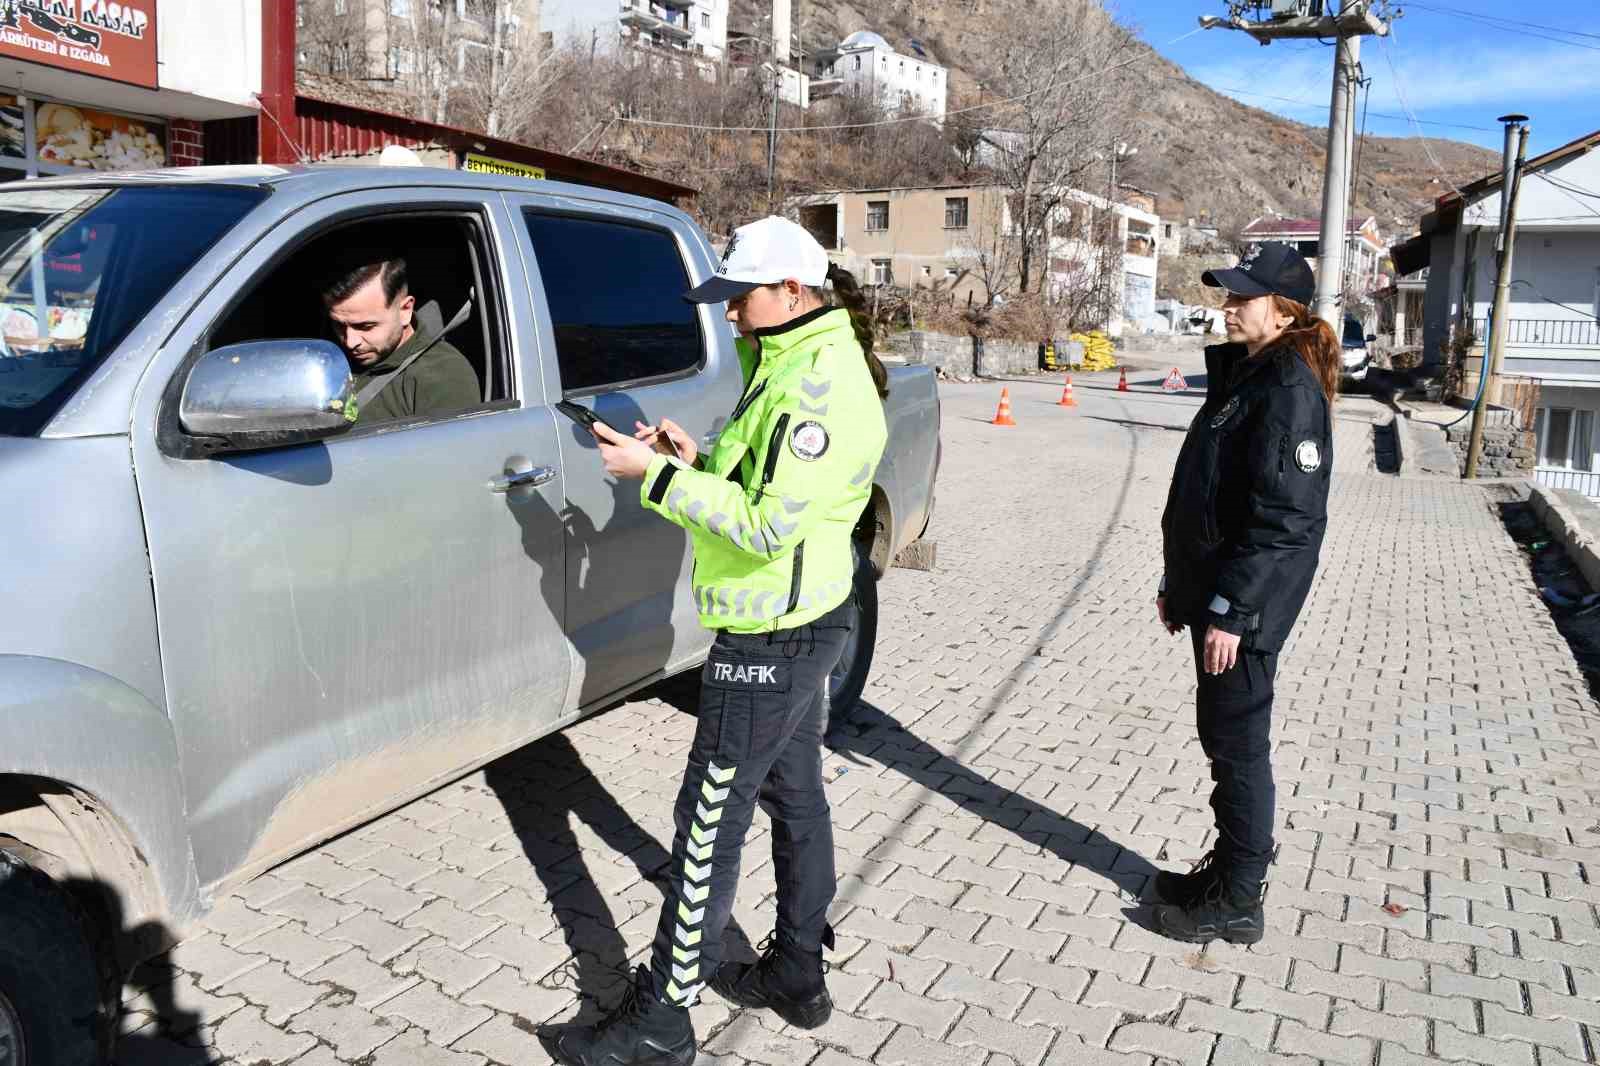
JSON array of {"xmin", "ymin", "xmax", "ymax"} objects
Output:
[{"xmin": 1243, "ymin": 215, "xmax": 1379, "ymax": 237}]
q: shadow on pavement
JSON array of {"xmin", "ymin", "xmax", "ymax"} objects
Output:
[
  {"xmin": 823, "ymin": 703, "xmax": 1161, "ymax": 901},
  {"xmin": 484, "ymin": 733, "xmax": 674, "ymax": 1024},
  {"xmin": 1085, "ymin": 415, "xmax": 1189, "ymax": 434}
]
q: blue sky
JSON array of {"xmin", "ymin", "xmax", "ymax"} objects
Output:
[{"xmin": 1124, "ymin": 1, "xmax": 1600, "ymax": 161}]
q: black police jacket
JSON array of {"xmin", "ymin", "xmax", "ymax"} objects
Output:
[{"xmin": 1160, "ymin": 342, "xmax": 1332, "ymax": 653}]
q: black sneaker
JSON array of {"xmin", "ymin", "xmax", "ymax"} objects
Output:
[
  {"xmin": 1155, "ymin": 881, "xmax": 1265, "ymax": 945},
  {"xmin": 541, "ymin": 965, "xmax": 697, "ymax": 1066},
  {"xmin": 1152, "ymin": 849, "xmax": 1221, "ymax": 907},
  {"xmin": 709, "ymin": 930, "xmax": 833, "ymax": 1030}
]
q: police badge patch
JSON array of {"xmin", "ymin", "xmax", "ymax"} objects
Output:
[
  {"xmin": 1295, "ymin": 439, "xmax": 1322, "ymax": 473},
  {"xmin": 790, "ymin": 420, "xmax": 830, "ymax": 461},
  {"xmin": 1210, "ymin": 397, "xmax": 1240, "ymax": 428}
]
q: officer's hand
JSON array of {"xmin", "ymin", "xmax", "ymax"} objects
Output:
[
  {"xmin": 591, "ymin": 420, "xmax": 655, "ymax": 480},
  {"xmin": 1156, "ymin": 596, "xmax": 1183, "ymax": 636},
  {"xmin": 634, "ymin": 418, "xmax": 698, "ymax": 467},
  {"xmin": 1203, "ymin": 625, "xmax": 1241, "ymax": 675}
]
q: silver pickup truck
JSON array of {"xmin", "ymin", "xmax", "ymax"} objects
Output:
[{"xmin": 0, "ymin": 166, "xmax": 938, "ymax": 1064}]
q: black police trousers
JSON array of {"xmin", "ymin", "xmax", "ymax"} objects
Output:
[
  {"xmin": 649, "ymin": 601, "xmax": 853, "ymax": 1006},
  {"xmin": 1190, "ymin": 628, "xmax": 1278, "ymax": 900}
]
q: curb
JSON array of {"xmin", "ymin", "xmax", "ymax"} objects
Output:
[{"xmin": 1528, "ymin": 483, "xmax": 1600, "ymax": 592}]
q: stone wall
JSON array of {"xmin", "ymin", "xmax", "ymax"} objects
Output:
[
  {"xmin": 1441, "ymin": 420, "xmax": 1536, "ymax": 478},
  {"xmin": 886, "ymin": 331, "xmax": 1042, "ymax": 378}
]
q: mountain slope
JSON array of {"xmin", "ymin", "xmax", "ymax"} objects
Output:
[{"xmin": 734, "ymin": 0, "xmax": 1496, "ymax": 232}]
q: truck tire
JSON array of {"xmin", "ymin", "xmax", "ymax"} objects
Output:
[
  {"xmin": 827, "ymin": 545, "xmax": 878, "ymax": 723},
  {"xmin": 0, "ymin": 845, "xmax": 111, "ymax": 1066}
]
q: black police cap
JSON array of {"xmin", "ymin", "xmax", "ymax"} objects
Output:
[{"xmin": 1202, "ymin": 241, "xmax": 1316, "ymax": 307}]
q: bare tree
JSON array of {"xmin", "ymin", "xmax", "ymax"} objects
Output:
[
  {"xmin": 457, "ymin": 0, "xmax": 566, "ymax": 140},
  {"xmin": 966, "ymin": 0, "xmax": 1136, "ymax": 293},
  {"xmin": 297, "ymin": 0, "xmax": 372, "ymax": 78},
  {"xmin": 950, "ymin": 187, "xmax": 1020, "ymax": 309}
]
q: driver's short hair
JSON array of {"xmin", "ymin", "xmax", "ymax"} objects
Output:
[{"xmin": 320, "ymin": 252, "xmax": 409, "ymax": 308}]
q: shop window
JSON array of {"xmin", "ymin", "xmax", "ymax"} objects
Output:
[
  {"xmin": 865, "ymin": 201, "xmax": 889, "ymax": 231},
  {"xmin": 522, "ymin": 212, "xmax": 704, "ymax": 393},
  {"xmin": 208, "ymin": 214, "xmax": 510, "ymax": 421}
]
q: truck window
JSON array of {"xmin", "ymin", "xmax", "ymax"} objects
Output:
[
  {"xmin": 208, "ymin": 213, "xmax": 510, "ymax": 423},
  {"xmin": 522, "ymin": 212, "xmax": 703, "ymax": 394},
  {"xmin": 0, "ymin": 185, "xmax": 265, "ymax": 437}
]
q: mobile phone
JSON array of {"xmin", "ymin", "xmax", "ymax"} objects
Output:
[{"xmin": 555, "ymin": 400, "xmax": 614, "ymax": 434}]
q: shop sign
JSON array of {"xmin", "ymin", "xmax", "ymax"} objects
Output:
[
  {"xmin": 463, "ymin": 152, "xmax": 545, "ymax": 180},
  {"xmin": 0, "ymin": 1, "xmax": 159, "ymax": 91}
]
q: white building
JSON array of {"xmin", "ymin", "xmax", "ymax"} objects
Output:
[
  {"xmin": 811, "ymin": 30, "xmax": 946, "ymax": 119},
  {"xmin": 1048, "ymin": 188, "xmax": 1162, "ymax": 337},
  {"xmin": 1399, "ymin": 128, "xmax": 1600, "ymax": 495},
  {"xmin": 543, "ymin": 0, "xmax": 728, "ymax": 62}
]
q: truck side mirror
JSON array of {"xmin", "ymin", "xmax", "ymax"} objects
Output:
[{"xmin": 180, "ymin": 339, "xmax": 356, "ymax": 454}]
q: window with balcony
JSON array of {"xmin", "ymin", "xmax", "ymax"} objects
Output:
[
  {"xmin": 944, "ymin": 197, "xmax": 969, "ymax": 229},
  {"xmin": 1538, "ymin": 407, "xmax": 1596, "ymax": 472},
  {"xmin": 865, "ymin": 200, "xmax": 889, "ymax": 231}
]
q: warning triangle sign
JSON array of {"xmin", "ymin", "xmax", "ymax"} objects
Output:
[{"xmin": 1162, "ymin": 367, "xmax": 1189, "ymax": 392}]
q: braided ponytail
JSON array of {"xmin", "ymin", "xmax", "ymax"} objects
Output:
[{"xmin": 825, "ymin": 263, "xmax": 890, "ymax": 399}]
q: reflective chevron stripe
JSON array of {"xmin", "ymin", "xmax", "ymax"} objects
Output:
[{"xmin": 660, "ymin": 757, "xmax": 738, "ymax": 1007}]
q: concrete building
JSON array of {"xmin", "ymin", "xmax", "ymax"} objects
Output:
[
  {"xmin": 809, "ymin": 30, "xmax": 946, "ymax": 119},
  {"xmin": 543, "ymin": 0, "xmax": 728, "ymax": 61},
  {"xmin": 787, "ymin": 182, "xmax": 1160, "ymax": 334},
  {"xmin": 1395, "ymin": 128, "xmax": 1600, "ymax": 497},
  {"xmin": 1241, "ymin": 214, "xmax": 1388, "ymax": 299}
]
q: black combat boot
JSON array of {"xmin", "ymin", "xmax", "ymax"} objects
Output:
[
  {"xmin": 1152, "ymin": 849, "xmax": 1221, "ymax": 907},
  {"xmin": 709, "ymin": 928, "xmax": 833, "ymax": 1029},
  {"xmin": 542, "ymin": 965, "xmax": 697, "ymax": 1066},
  {"xmin": 1155, "ymin": 879, "xmax": 1265, "ymax": 945}
]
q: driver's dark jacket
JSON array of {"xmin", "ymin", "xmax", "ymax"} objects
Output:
[{"xmin": 1160, "ymin": 342, "xmax": 1332, "ymax": 653}]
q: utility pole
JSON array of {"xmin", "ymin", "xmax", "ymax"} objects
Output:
[
  {"xmin": 1465, "ymin": 115, "xmax": 1531, "ymax": 479},
  {"xmin": 1201, "ymin": 1, "xmax": 1391, "ymax": 330}
]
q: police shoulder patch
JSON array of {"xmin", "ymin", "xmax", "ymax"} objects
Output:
[
  {"xmin": 1295, "ymin": 439, "xmax": 1322, "ymax": 473},
  {"xmin": 790, "ymin": 420, "xmax": 830, "ymax": 461}
]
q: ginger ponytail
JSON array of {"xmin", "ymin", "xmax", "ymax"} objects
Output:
[
  {"xmin": 1270, "ymin": 296, "xmax": 1340, "ymax": 403},
  {"xmin": 825, "ymin": 263, "xmax": 889, "ymax": 399}
]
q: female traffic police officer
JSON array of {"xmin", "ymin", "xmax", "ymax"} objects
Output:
[
  {"xmin": 541, "ymin": 216, "xmax": 889, "ymax": 1066},
  {"xmin": 1152, "ymin": 241, "xmax": 1338, "ymax": 944}
]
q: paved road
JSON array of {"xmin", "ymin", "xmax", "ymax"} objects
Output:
[{"xmin": 117, "ymin": 361, "xmax": 1600, "ymax": 1066}]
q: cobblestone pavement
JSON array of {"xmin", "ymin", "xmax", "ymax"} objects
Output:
[{"xmin": 115, "ymin": 363, "xmax": 1600, "ymax": 1066}]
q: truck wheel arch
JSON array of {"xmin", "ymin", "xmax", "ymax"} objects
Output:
[
  {"xmin": 856, "ymin": 485, "xmax": 895, "ymax": 578},
  {"xmin": 0, "ymin": 656, "xmax": 202, "ymax": 969}
]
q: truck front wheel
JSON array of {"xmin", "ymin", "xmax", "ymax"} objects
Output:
[
  {"xmin": 827, "ymin": 544, "xmax": 878, "ymax": 722},
  {"xmin": 0, "ymin": 845, "xmax": 111, "ymax": 1066}
]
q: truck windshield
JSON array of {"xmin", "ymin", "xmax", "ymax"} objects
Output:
[{"xmin": 0, "ymin": 184, "xmax": 265, "ymax": 436}]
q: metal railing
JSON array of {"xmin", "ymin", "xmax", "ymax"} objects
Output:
[
  {"xmin": 1536, "ymin": 467, "xmax": 1600, "ymax": 499},
  {"xmin": 1472, "ymin": 318, "xmax": 1600, "ymax": 347}
]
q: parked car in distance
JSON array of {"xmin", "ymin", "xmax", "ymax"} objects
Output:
[{"xmin": 1341, "ymin": 313, "xmax": 1376, "ymax": 384}]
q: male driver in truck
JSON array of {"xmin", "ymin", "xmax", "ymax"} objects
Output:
[{"xmin": 321, "ymin": 252, "xmax": 479, "ymax": 423}]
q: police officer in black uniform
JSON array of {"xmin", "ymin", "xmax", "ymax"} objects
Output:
[{"xmin": 1152, "ymin": 242, "xmax": 1339, "ymax": 943}]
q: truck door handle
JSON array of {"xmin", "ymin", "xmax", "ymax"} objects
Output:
[{"xmin": 488, "ymin": 466, "xmax": 556, "ymax": 492}]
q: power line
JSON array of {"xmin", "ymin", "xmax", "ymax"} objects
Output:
[
  {"xmin": 1375, "ymin": 26, "xmax": 1463, "ymax": 197},
  {"xmin": 1209, "ymin": 83, "xmax": 1494, "ymax": 130},
  {"xmin": 608, "ymin": 26, "xmax": 1204, "ymax": 134},
  {"xmin": 1529, "ymin": 172, "xmax": 1600, "ymax": 220},
  {"xmin": 1405, "ymin": 1, "xmax": 1600, "ymax": 48}
]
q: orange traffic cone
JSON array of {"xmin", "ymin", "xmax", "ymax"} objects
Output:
[
  {"xmin": 1117, "ymin": 367, "xmax": 1130, "ymax": 392},
  {"xmin": 1058, "ymin": 376, "xmax": 1078, "ymax": 407},
  {"xmin": 992, "ymin": 388, "xmax": 1017, "ymax": 426}
]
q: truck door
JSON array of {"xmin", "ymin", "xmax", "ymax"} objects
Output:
[{"xmin": 503, "ymin": 195, "xmax": 743, "ymax": 707}]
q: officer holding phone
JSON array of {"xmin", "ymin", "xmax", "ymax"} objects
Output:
[{"xmin": 540, "ymin": 217, "xmax": 890, "ymax": 1066}]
